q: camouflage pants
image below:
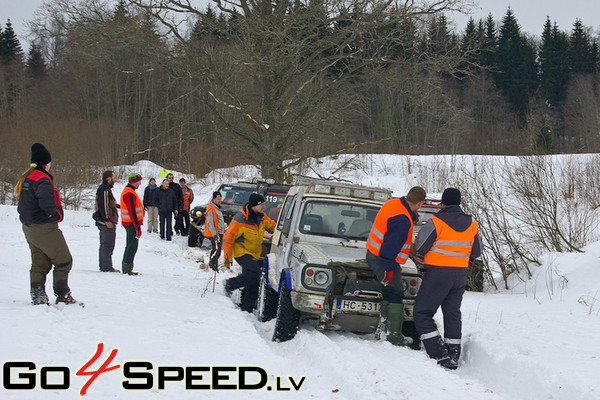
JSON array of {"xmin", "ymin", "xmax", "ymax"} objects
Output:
[{"xmin": 22, "ymin": 223, "xmax": 73, "ymax": 297}]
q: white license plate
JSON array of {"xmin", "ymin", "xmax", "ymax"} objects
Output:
[{"xmin": 336, "ymin": 299, "xmax": 381, "ymax": 313}]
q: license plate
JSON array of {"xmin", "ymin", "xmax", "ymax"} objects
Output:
[{"xmin": 336, "ymin": 299, "xmax": 380, "ymax": 313}]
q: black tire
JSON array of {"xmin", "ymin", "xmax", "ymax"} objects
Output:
[
  {"xmin": 272, "ymin": 281, "xmax": 300, "ymax": 342},
  {"xmin": 257, "ymin": 272, "xmax": 279, "ymax": 322},
  {"xmin": 188, "ymin": 225, "xmax": 199, "ymax": 247},
  {"xmin": 466, "ymin": 259, "xmax": 485, "ymax": 292}
]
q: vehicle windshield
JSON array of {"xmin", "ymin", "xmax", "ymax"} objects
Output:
[
  {"xmin": 219, "ymin": 186, "xmax": 255, "ymax": 205},
  {"xmin": 299, "ymin": 200, "xmax": 379, "ymax": 240}
]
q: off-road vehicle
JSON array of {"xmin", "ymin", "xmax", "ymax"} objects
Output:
[
  {"xmin": 188, "ymin": 179, "xmax": 290, "ymax": 248},
  {"xmin": 255, "ymin": 179, "xmax": 424, "ymax": 343}
]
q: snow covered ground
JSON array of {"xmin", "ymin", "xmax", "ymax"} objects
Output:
[{"xmin": 1, "ymin": 155, "xmax": 600, "ymax": 400}]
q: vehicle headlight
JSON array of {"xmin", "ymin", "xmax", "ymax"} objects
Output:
[
  {"xmin": 314, "ymin": 271, "xmax": 329, "ymax": 285},
  {"xmin": 402, "ymin": 279, "xmax": 409, "ymax": 292},
  {"xmin": 194, "ymin": 210, "xmax": 203, "ymax": 218}
]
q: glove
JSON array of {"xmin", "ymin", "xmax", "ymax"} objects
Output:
[
  {"xmin": 210, "ymin": 263, "xmax": 219, "ymax": 272},
  {"xmin": 224, "ymin": 255, "xmax": 231, "ymax": 268},
  {"xmin": 381, "ymin": 270, "xmax": 394, "ymax": 286},
  {"xmin": 214, "ymin": 235, "xmax": 220, "ymax": 244},
  {"xmin": 135, "ymin": 229, "xmax": 142, "ymax": 239}
]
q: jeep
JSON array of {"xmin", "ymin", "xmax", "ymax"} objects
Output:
[
  {"xmin": 256, "ymin": 179, "xmax": 423, "ymax": 343},
  {"xmin": 188, "ymin": 179, "xmax": 290, "ymax": 248}
]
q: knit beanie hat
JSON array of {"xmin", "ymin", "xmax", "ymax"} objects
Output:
[
  {"xmin": 129, "ymin": 173, "xmax": 142, "ymax": 183},
  {"xmin": 248, "ymin": 193, "xmax": 265, "ymax": 208},
  {"xmin": 441, "ymin": 188, "xmax": 461, "ymax": 206},
  {"xmin": 30, "ymin": 143, "xmax": 52, "ymax": 166}
]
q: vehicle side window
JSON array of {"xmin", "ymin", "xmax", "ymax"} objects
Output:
[{"xmin": 277, "ymin": 194, "xmax": 296, "ymax": 232}]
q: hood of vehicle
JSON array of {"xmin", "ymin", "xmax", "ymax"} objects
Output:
[
  {"xmin": 291, "ymin": 242, "xmax": 418, "ymax": 273},
  {"xmin": 292, "ymin": 242, "xmax": 367, "ymax": 265}
]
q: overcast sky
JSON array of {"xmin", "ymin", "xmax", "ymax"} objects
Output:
[{"xmin": 0, "ymin": 0, "xmax": 598, "ymax": 50}]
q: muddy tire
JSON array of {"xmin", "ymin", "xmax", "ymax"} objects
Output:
[
  {"xmin": 272, "ymin": 282, "xmax": 300, "ymax": 342},
  {"xmin": 257, "ymin": 272, "xmax": 279, "ymax": 322}
]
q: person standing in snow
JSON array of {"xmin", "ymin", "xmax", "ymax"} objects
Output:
[
  {"xmin": 166, "ymin": 173, "xmax": 184, "ymax": 235},
  {"xmin": 413, "ymin": 188, "xmax": 482, "ymax": 370},
  {"xmin": 143, "ymin": 178, "xmax": 159, "ymax": 233},
  {"xmin": 154, "ymin": 179, "xmax": 177, "ymax": 241},
  {"xmin": 179, "ymin": 178, "xmax": 194, "ymax": 236},
  {"xmin": 223, "ymin": 193, "xmax": 276, "ymax": 312},
  {"xmin": 15, "ymin": 143, "xmax": 78, "ymax": 305},
  {"xmin": 95, "ymin": 170, "xmax": 119, "ymax": 272},
  {"xmin": 120, "ymin": 173, "xmax": 145, "ymax": 275},
  {"xmin": 204, "ymin": 191, "xmax": 225, "ymax": 271},
  {"xmin": 366, "ymin": 186, "xmax": 426, "ymax": 346}
]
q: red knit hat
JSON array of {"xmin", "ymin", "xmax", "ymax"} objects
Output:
[{"xmin": 129, "ymin": 173, "xmax": 142, "ymax": 183}]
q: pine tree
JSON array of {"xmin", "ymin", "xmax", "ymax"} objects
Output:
[
  {"xmin": 0, "ymin": 20, "xmax": 24, "ymax": 65},
  {"xmin": 26, "ymin": 43, "xmax": 47, "ymax": 79},
  {"xmin": 495, "ymin": 8, "xmax": 539, "ymax": 119},
  {"xmin": 539, "ymin": 18, "xmax": 570, "ymax": 106},
  {"xmin": 568, "ymin": 19, "xmax": 596, "ymax": 74},
  {"xmin": 479, "ymin": 14, "xmax": 497, "ymax": 69}
]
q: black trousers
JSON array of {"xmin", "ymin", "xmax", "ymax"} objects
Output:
[
  {"xmin": 228, "ymin": 254, "xmax": 261, "ymax": 312},
  {"xmin": 414, "ymin": 266, "xmax": 467, "ymax": 341},
  {"xmin": 180, "ymin": 210, "xmax": 190, "ymax": 236},
  {"xmin": 159, "ymin": 211, "xmax": 173, "ymax": 240}
]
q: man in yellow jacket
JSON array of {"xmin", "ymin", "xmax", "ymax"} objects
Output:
[{"xmin": 223, "ymin": 193, "xmax": 276, "ymax": 312}]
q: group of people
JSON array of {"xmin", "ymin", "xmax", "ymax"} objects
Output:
[
  {"xmin": 142, "ymin": 174, "xmax": 194, "ymax": 240},
  {"xmin": 16, "ymin": 142, "xmax": 481, "ymax": 371},
  {"xmin": 367, "ymin": 186, "xmax": 482, "ymax": 370}
]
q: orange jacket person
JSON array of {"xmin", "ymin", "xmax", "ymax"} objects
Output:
[
  {"xmin": 413, "ymin": 188, "xmax": 482, "ymax": 370},
  {"xmin": 120, "ymin": 173, "xmax": 144, "ymax": 275},
  {"xmin": 223, "ymin": 193, "xmax": 275, "ymax": 312}
]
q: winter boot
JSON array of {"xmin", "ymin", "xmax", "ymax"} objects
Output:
[
  {"xmin": 446, "ymin": 340, "xmax": 461, "ymax": 364},
  {"xmin": 31, "ymin": 285, "xmax": 49, "ymax": 305},
  {"xmin": 224, "ymin": 279, "xmax": 233, "ymax": 297},
  {"xmin": 386, "ymin": 302, "xmax": 406, "ymax": 346},
  {"xmin": 122, "ymin": 263, "xmax": 138, "ymax": 275},
  {"xmin": 375, "ymin": 300, "xmax": 389, "ymax": 340},
  {"xmin": 422, "ymin": 333, "xmax": 457, "ymax": 369},
  {"xmin": 55, "ymin": 292, "xmax": 78, "ymax": 305}
]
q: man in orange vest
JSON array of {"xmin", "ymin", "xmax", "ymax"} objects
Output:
[
  {"xmin": 179, "ymin": 178, "xmax": 194, "ymax": 236},
  {"xmin": 205, "ymin": 191, "xmax": 225, "ymax": 271},
  {"xmin": 413, "ymin": 188, "xmax": 482, "ymax": 370},
  {"xmin": 120, "ymin": 173, "xmax": 145, "ymax": 275},
  {"xmin": 366, "ymin": 186, "xmax": 426, "ymax": 346}
]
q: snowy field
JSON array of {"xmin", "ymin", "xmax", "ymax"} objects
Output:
[{"xmin": 1, "ymin": 155, "xmax": 600, "ymax": 400}]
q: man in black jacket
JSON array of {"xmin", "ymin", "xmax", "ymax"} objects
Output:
[
  {"xmin": 166, "ymin": 173, "xmax": 183, "ymax": 234},
  {"xmin": 154, "ymin": 179, "xmax": 178, "ymax": 240},
  {"xmin": 95, "ymin": 171, "xmax": 119, "ymax": 272}
]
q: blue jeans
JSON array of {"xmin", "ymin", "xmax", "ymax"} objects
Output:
[{"xmin": 366, "ymin": 251, "xmax": 404, "ymax": 303}]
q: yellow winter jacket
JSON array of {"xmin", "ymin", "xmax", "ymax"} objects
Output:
[{"xmin": 223, "ymin": 205, "xmax": 276, "ymax": 261}]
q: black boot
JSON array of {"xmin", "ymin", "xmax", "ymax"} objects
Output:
[
  {"xmin": 446, "ymin": 341, "xmax": 461, "ymax": 364},
  {"xmin": 422, "ymin": 333, "xmax": 457, "ymax": 369}
]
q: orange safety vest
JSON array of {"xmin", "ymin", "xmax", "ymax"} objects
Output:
[
  {"xmin": 120, "ymin": 186, "xmax": 145, "ymax": 225},
  {"xmin": 182, "ymin": 185, "xmax": 194, "ymax": 211},
  {"xmin": 366, "ymin": 198, "xmax": 413, "ymax": 264},
  {"xmin": 423, "ymin": 216, "xmax": 478, "ymax": 267},
  {"xmin": 204, "ymin": 203, "xmax": 219, "ymax": 237}
]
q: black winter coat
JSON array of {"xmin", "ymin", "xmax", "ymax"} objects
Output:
[
  {"xmin": 154, "ymin": 187, "xmax": 177, "ymax": 213},
  {"xmin": 17, "ymin": 167, "xmax": 64, "ymax": 225},
  {"xmin": 143, "ymin": 185, "xmax": 158, "ymax": 207}
]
